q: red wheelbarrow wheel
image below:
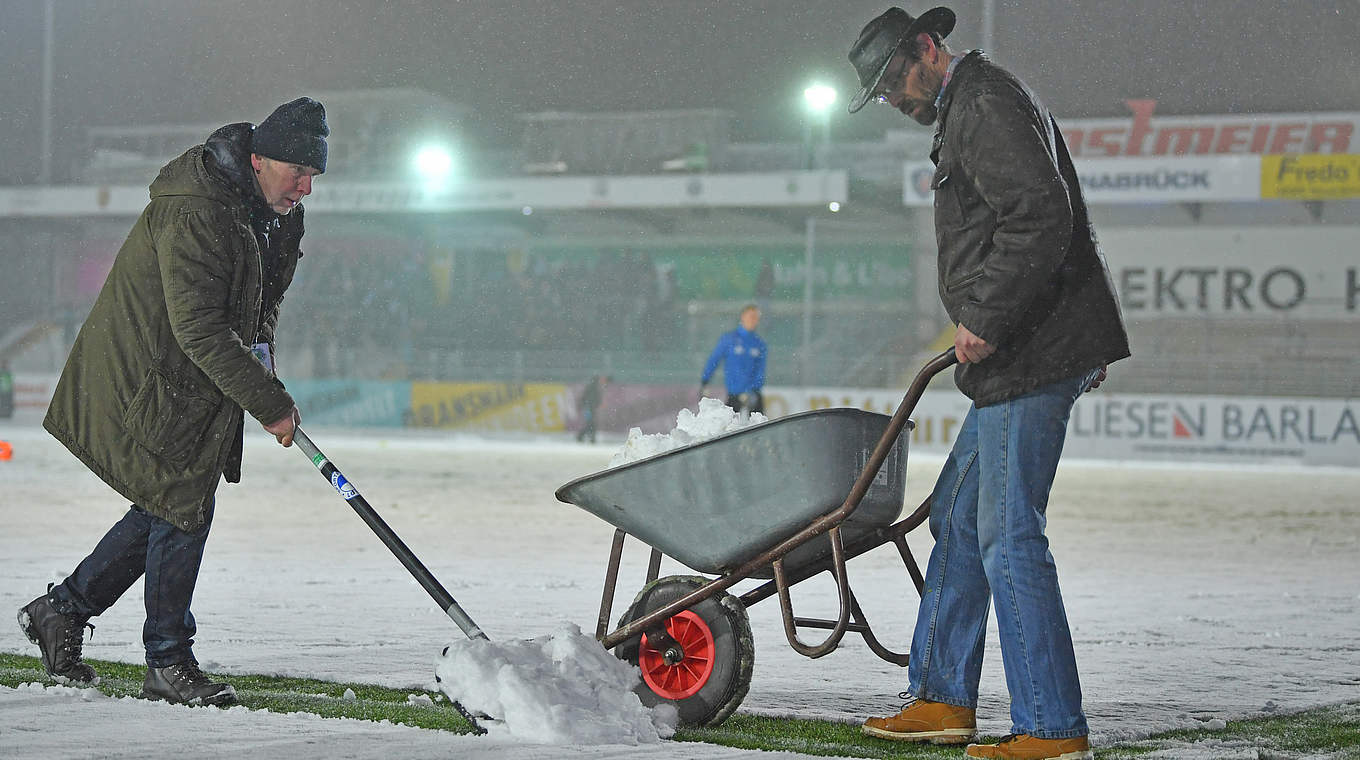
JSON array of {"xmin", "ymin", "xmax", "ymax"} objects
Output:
[{"xmin": 615, "ymin": 575, "xmax": 754, "ymax": 727}]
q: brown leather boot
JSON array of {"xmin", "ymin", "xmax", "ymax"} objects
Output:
[
  {"xmin": 862, "ymin": 696, "xmax": 977, "ymax": 743},
  {"xmin": 965, "ymin": 733, "xmax": 1092, "ymax": 760}
]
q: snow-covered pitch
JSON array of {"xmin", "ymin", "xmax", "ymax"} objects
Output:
[{"xmin": 1, "ymin": 417, "xmax": 1357, "ymax": 758}]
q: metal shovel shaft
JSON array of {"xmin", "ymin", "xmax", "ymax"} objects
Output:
[{"xmin": 293, "ymin": 427, "xmax": 489, "ymax": 642}]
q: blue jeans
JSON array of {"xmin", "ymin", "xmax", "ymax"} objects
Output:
[
  {"xmin": 49, "ymin": 502, "xmax": 214, "ymax": 668},
  {"xmin": 907, "ymin": 371, "xmax": 1097, "ymax": 739}
]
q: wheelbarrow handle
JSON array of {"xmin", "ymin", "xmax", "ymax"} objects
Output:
[
  {"xmin": 862, "ymin": 344, "xmax": 957, "ymax": 475},
  {"xmin": 920, "ymin": 346, "xmax": 961, "ymax": 388},
  {"xmin": 827, "ymin": 345, "xmax": 957, "ymax": 531}
]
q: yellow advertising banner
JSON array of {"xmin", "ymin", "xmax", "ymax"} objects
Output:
[
  {"xmin": 1260, "ymin": 154, "xmax": 1360, "ymax": 199},
  {"xmin": 408, "ymin": 382, "xmax": 569, "ymax": 431}
]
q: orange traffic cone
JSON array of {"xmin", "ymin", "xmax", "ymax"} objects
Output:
[{"xmin": 0, "ymin": 441, "xmax": 12, "ymax": 461}]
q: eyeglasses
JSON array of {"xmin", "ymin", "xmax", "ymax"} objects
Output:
[{"xmin": 871, "ymin": 51, "xmax": 913, "ymax": 105}]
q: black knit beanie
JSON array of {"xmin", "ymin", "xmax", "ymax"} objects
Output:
[{"xmin": 252, "ymin": 97, "xmax": 329, "ymax": 173}]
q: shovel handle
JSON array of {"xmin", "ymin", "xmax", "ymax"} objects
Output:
[{"xmin": 293, "ymin": 427, "xmax": 489, "ymax": 642}]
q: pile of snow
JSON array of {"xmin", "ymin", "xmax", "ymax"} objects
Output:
[
  {"xmin": 609, "ymin": 397, "xmax": 768, "ymax": 467},
  {"xmin": 433, "ymin": 624, "xmax": 677, "ymax": 745}
]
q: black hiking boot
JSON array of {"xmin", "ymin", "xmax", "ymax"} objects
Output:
[
  {"xmin": 141, "ymin": 660, "xmax": 237, "ymax": 706},
  {"xmin": 17, "ymin": 587, "xmax": 99, "ymax": 685}
]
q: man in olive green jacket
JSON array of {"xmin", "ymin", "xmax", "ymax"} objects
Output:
[{"xmin": 18, "ymin": 97, "xmax": 327, "ymax": 706}]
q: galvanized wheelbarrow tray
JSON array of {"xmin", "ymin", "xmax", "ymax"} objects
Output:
[{"xmin": 555, "ymin": 348, "xmax": 958, "ymax": 727}]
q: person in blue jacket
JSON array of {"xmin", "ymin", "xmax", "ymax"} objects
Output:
[{"xmin": 700, "ymin": 304, "xmax": 767, "ymax": 413}]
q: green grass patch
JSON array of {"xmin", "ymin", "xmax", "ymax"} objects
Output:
[
  {"xmin": 4, "ymin": 652, "xmax": 1357, "ymax": 757},
  {"xmin": 0, "ymin": 652, "xmax": 481, "ymax": 734},
  {"xmin": 1098, "ymin": 701, "xmax": 1360, "ymax": 759},
  {"xmin": 677, "ymin": 713, "xmax": 967, "ymax": 758},
  {"xmin": 682, "ymin": 707, "xmax": 1360, "ymax": 759}
]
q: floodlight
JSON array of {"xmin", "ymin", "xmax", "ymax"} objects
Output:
[
  {"xmin": 413, "ymin": 145, "xmax": 454, "ymax": 181},
  {"xmin": 803, "ymin": 84, "xmax": 838, "ymax": 113}
]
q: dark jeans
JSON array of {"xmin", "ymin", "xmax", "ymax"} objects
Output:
[
  {"xmin": 49, "ymin": 502, "xmax": 214, "ymax": 667},
  {"xmin": 576, "ymin": 408, "xmax": 597, "ymax": 442},
  {"xmin": 726, "ymin": 391, "xmax": 764, "ymax": 414}
]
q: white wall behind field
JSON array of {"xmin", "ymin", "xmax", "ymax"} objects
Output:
[{"xmin": 1097, "ymin": 226, "xmax": 1359, "ymax": 322}]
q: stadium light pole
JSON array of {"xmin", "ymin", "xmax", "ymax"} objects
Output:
[
  {"xmin": 802, "ymin": 84, "xmax": 837, "ymax": 170},
  {"xmin": 801, "ymin": 215, "xmax": 816, "ymax": 385},
  {"xmin": 40, "ymin": 0, "xmax": 54, "ymax": 184},
  {"xmin": 798, "ymin": 84, "xmax": 836, "ymax": 383},
  {"xmin": 981, "ymin": 0, "xmax": 995, "ymax": 54}
]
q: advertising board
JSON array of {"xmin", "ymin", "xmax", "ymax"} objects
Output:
[{"xmin": 763, "ymin": 386, "xmax": 1359, "ymax": 468}]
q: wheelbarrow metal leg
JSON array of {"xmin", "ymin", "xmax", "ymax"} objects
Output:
[
  {"xmin": 597, "ymin": 529, "xmax": 628, "ymax": 641},
  {"xmin": 646, "ymin": 547, "xmax": 663, "ymax": 584},
  {"xmin": 848, "ymin": 591, "xmax": 911, "ymax": 666},
  {"xmin": 773, "ymin": 525, "xmax": 852, "ymax": 658},
  {"xmin": 894, "ymin": 533, "xmax": 926, "ymax": 596}
]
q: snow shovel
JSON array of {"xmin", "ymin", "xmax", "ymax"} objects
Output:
[{"xmin": 292, "ymin": 425, "xmax": 489, "ymax": 734}]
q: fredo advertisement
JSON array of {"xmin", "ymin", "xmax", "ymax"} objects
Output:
[{"xmin": 1260, "ymin": 154, "xmax": 1360, "ymax": 200}]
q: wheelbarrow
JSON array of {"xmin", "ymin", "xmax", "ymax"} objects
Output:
[{"xmin": 554, "ymin": 348, "xmax": 959, "ymax": 727}]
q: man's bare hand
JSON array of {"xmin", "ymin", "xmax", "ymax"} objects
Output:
[
  {"xmin": 1085, "ymin": 364, "xmax": 1108, "ymax": 392},
  {"xmin": 954, "ymin": 324, "xmax": 996, "ymax": 364},
  {"xmin": 264, "ymin": 407, "xmax": 301, "ymax": 447}
]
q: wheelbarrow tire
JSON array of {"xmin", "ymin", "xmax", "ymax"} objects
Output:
[{"xmin": 615, "ymin": 575, "xmax": 754, "ymax": 728}]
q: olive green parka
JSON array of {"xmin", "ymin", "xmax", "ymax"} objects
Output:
[{"xmin": 44, "ymin": 123, "xmax": 302, "ymax": 531}]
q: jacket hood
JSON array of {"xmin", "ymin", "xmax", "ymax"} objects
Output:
[{"xmin": 149, "ymin": 122, "xmax": 264, "ymax": 210}]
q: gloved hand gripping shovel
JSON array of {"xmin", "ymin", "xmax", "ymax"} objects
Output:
[{"xmin": 293, "ymin": 426, "xmax": 489, "ymax": 734}]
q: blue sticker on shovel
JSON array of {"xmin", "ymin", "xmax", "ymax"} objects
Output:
[{"xmin": 331, "ymin": 472, "xmax": 358, "ymax": 500}]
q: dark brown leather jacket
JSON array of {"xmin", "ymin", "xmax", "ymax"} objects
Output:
[{"xmin": 930, "ymin": 51, "xmax": 1130, "ymax": 406}]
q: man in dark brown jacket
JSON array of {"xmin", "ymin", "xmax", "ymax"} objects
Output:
[
  {"xmin": 18, "ymin": 97, "xmax": 327, "ymax": 706},
  {"xmin": 848, "ymin": 8, "xmax": 1129, "ymax": 760}
]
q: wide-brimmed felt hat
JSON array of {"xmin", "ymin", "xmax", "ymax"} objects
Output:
[{"xmin": 847, "ymin": 6, "xmax": 956, "ymax": 113}]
